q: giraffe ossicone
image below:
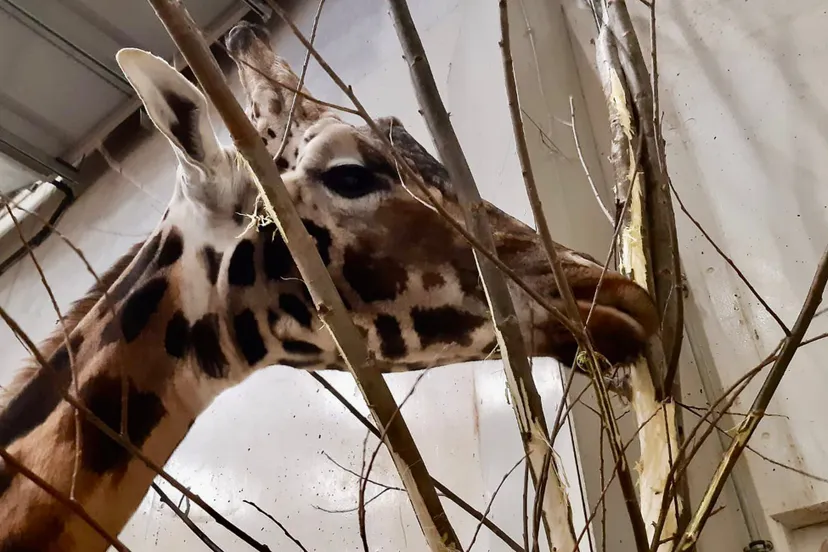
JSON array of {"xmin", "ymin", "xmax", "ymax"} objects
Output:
[{"xmin": 0, "ymin": 21, "xmax": 658, "ymax": 550}]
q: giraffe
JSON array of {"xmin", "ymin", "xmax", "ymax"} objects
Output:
[{"xmin": 0, "ymin": 21, "xmax": 659, "ymax": 550}]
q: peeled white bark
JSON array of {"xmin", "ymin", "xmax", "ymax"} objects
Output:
[{"xmin": 598, "ymin": 25, "xmax": 681, "ymax": 550}]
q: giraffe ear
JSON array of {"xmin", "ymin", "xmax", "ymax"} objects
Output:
[{"xmin": 116, "ymin": 48, "xmax": 222, "ymax": 172}]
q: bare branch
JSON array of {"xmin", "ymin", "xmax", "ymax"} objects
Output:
[
  {"xmin": 153, "ymin": 483, "xmax": 225, "ymax": 552},
  {"xmin": 676, "ymin": 403, "xmax": 828, "ymax": 485},
  {"xmin": 677, "ymin": 245, "xmax": 828, "ymax": 549},
  {"xmin": 387, "ymin": 0, "xmax": 576, "ymax": 547},
  {"xmin": 569, "ymin": 96, "xmax": 613, "ymax": 224},
  {"xmin": 147, "ymin": 3, "xmax": 460, "ymax": 549},
  {"xmin": 500, "ymin": 1, "xmax": 647, "ymax": 547},
  {"xmin": 218, "ymin": 44, "xmax": 360, "ymax": 117},
  {"xmin": 309, "ymin": 373, "xmax": 525, "ymax": 552},
  {"xmin": 0, "ymin": 447, "xmax": 129, "ymax": 551},
  {"xmin": 244, "ymin": 500, "xmax": 309, "ymax": 552},
  {"xmin": 274, "ymin": 0, "xmax": 326, "ymax": 161},
  {"xmin": 668, "ymin": 180, "xmax": 789, "ymax": 334}
]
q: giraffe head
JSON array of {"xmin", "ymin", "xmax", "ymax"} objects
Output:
[
  {"xmin": 0, "ymin": 28, "xmax": 661, "ymax": 550},
  {"xmin": 221, "ymin": 21, "xmax": 660, "ymax": 371}
]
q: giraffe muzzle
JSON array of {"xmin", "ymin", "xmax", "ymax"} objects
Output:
[{"xmin": 225, "ymin": 21, "xmax": 271, "ymax": 55}]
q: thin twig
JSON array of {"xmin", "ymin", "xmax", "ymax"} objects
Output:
[
  {"xmin": 322, "ymin": 451, "xmax": 405, "ymax": 492},
  {"xmin": 569, "ymin": 96, "xmax": 613, "ymax": 224},
  {"xmin": 1, "ymin": 203, "xmax": 83, "ymax": 499},
  {"xmin": 359, "ymin": 367, "xmax": 433, "ymax": 551},
  {"xmin": 150, "ymin": 3, "xmax": 460, "ymax": 549},
  {"xmin": 678, "ymin": 246, "xmax": 828, "ymax": 548},
  {"xmin": 153, "ymin": 483, "xmax": 225, "ymax": 552},
  {"xmin": 0, "ymin": 304, "xmax": 272, "ymax": 552},
  {"xmin": 388, "ymin": 0, "xmax": 572, "ymax": 547},
  {"xmin": 313, "ymin": 487, "xmax": 394, "ymax": 514},
  {"xmin": 244, "ymin": 500, "xmax": 309, "ymax": 552},
  {"xmin": 219, "ymin": 43, "xmax": 360, "ymax": 117},
  {"xmin": 358, "ymin": 431, "xmax": 370, "ymax": 552},
  {"xmin": 668, "ymin": 179, "xmax": 789, "ymax": 334},
  {"xmin": 676, "ymin": 403, "xmax": 828, "ymax": 484},
  {"xmin": 274, "ymin": 0, "xmax": 325, "ymax": 161},
  {"xmin": 467, "ymin": 455, "xmax": 528, "ymax": 551},
  {"xmin": 0, "ymin": 446, "xmax": 130, "ymax": 551},
  {"xmin": 310, "ymin": 373, "xmax": 524, "ymax": 552},
  {"xmin": 501, "ymin": 2, "xmax": 647, "ymax": 548}
]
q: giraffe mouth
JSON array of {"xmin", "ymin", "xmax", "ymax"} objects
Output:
[
  {"xmin": 225, "ymin": 21, "xmax": 271, "ymax": 56},
  {"xmin": 542, "ymin": 277, "xmax": 660, "ymax": 367}
]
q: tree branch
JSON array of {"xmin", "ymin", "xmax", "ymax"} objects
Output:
[
  {"xmin": 677, "ymin": 244, "xmax": 828, "ymax": 549},
  {"xmin": 153, "ymin": 482, "xmax": 226, "ymax": 552},
  {"xmin": 499, "ymin": 1, "xmax": 648, "ymax": 548},
  {"xmin": 146, "ymin": 2, "xmax": 460, "ymax": 550},
  {"xmin": 387, "ymin": 0, "xmax": 576, "ymax": 548},
  {"xmin": 0, "ymin": 446, "xmax": 129, "ymax": 551},
  {"xmin": 309, "ymin": 372, "xmax": 525, "ymax": 552}
]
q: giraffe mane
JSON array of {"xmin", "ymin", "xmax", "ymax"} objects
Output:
[{"xmin": 0, "ymin": 241, "xmax": 143, "ymax": 410}]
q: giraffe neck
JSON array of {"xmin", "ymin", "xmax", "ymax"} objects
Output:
[
  {"xmin": 0, "ymin": 226, "xmax": 239, "ymax": 550},
  {"xmin": 0, "ymin": 203, "xmax": 348, "ymax": 550}
]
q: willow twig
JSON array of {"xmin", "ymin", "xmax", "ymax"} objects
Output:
[
  {"xmin": 388, "ymin": 0, "xmax": 572, "ymax": 547},
  {"xmin": 244, "ymin": 500, "xmax": 309, "ymax": 552},
  {"xmin": 0, "ymin": 304, "xmax": 272, "ymax": 552},
  {"xmin": 219, "ymin": 44, "xmax": 359, "ymax": 117},
  {"xmin": 0, "ymin": 447, "xmax": 129, "ymax": 551},
  {"xmin": 501, "ymin": 1, "xmax": 647, "ymax": 548},
  {"xmin": 677, "ymin": 245, "xmax": 828, "ymax": 549},
  {"xmin": 466, "ymin": 456, "xmax": 528, "ymax": 551},
  {"xmin": 668, "ymin": 179, "xmax": 789, "ymax": 334},
  {"xmin": 676, "ymin": 403, "xmax": 828, "ymax": 484},
  {"xmin": 153, "ymin": 483, "xmax": 225, "ymax": 552},
  {"xmin": 569, "ymin": 96, "xmax": 613, "ymax": 224},
  {"xmin": 148, "ymin": 2, "xmax": 459, "ymax": 550},
  {"xmin": 310, "ymin": 373, "xmax": 525, "ymax": 552},
  {"xmin": 274, "ymin": 0, "xmax": 325, "ymax": 161}
]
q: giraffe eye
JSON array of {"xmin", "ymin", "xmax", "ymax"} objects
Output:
[{"xmin": 320, "ymin": 164, "xmax": 387, "ymax": 199}]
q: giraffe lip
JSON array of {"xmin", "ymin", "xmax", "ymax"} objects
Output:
[
  {"xmin": 225, "ymin": 22, "xmax": 270, "ymax": 54},
  {"xmin": 574, "ymin": 279, "xmax": 658, "ymax": 336}
]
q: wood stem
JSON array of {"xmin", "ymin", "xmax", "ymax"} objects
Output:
[{"xmin": 146, "ymin": 1, "xmax": 459, "ymax": 550}]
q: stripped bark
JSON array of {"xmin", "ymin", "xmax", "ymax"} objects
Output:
[
  {"xmin": 387, "ymin": 0, "xmax": 575, "ymax": 549},
  {"xmin": 602, "ymin": 0, "xmax": 683, "ymax": 388},
  {"xmin": 146, "ymin": 1, "xmax": 461, "ymax": 550},
  {"xmin": 595, "ymin": 22, "xmax": 680, "ymax": 551}
]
